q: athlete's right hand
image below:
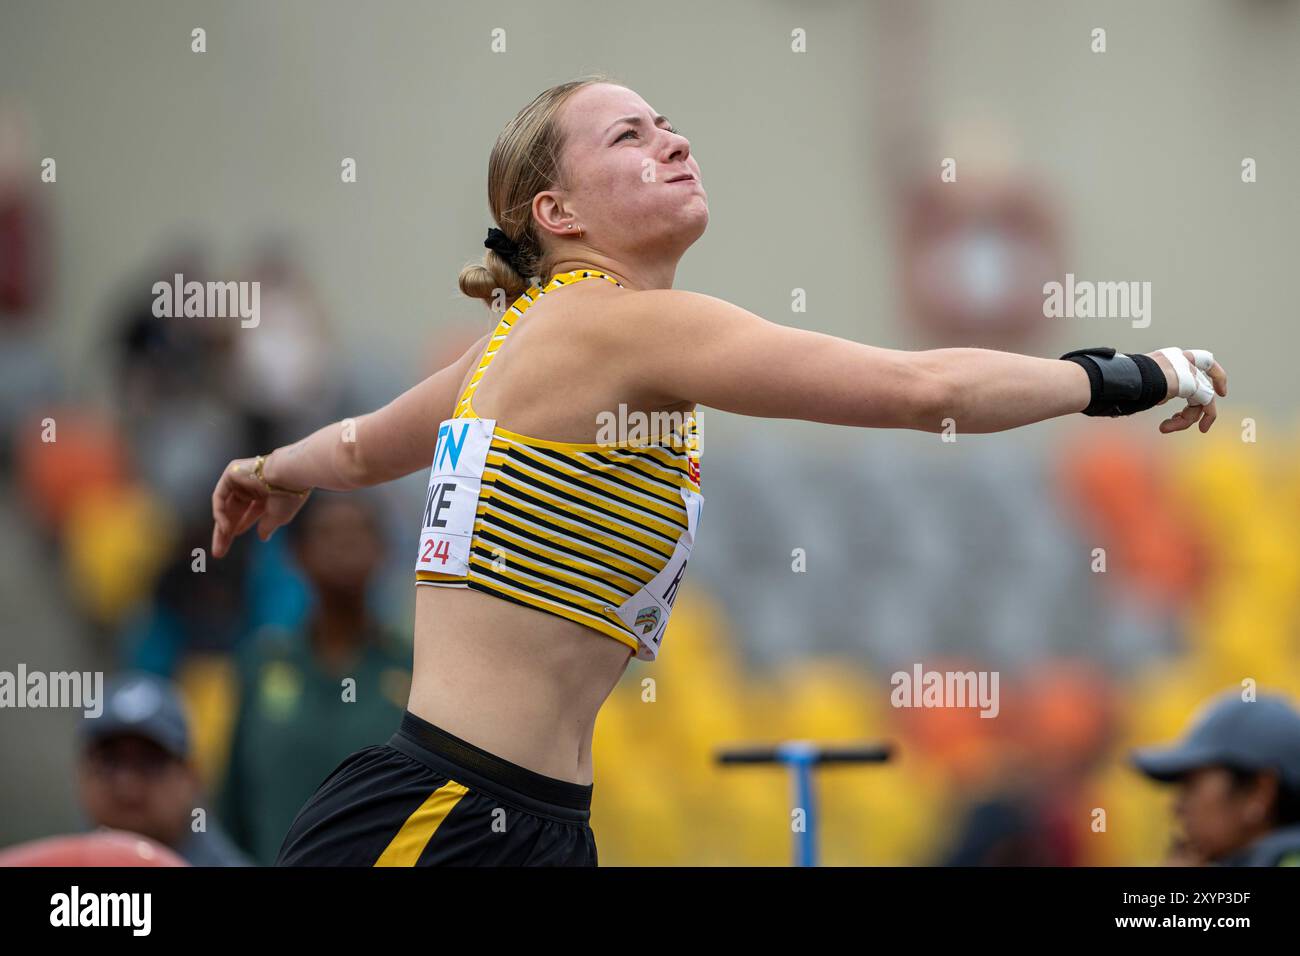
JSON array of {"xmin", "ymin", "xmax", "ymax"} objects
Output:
[
  {"xmin": 211, "ymin": 456, "xmax": 312, "ymax": 558},
  {"xmin": 1147, "ymin": 347, "xmax": 1228, "ymax": 434}
]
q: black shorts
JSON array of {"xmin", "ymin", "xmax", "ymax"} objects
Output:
[{"xmin": 276, "ymin": 711, "xmax": 597, "ymax": 866}]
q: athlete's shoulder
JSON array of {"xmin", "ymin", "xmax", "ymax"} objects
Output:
[
  {"xmin": 591, "ymin": 287, "xmax": 753, "ymax": 346},
  {"xmin": 616, "ymin": 286, "xmax": 729, "ymax": 311}
]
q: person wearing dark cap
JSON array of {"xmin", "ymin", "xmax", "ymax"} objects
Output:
[
  {"xmin": 78, "ymin": 671, "xmax": 250, "ymax": 866},
  {"xmin": 1132, "ymin": 689, "xmax": 1300, "ymax": 866}
]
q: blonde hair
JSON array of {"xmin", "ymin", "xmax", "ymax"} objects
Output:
[{"xmin": 458, "ymin": 73, "xmax": 618, "ymax": 306}]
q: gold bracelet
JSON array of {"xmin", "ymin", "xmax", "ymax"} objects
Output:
[{"xmin": 253, "ymin": 454, "xmax": 311, "ymax": 498}]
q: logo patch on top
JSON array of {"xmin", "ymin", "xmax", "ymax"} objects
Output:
[
  {"xmin": 634, "ymin": 606, "xmax": 661, "ymax": 635},
  {"xmin": 612, "ymin": 486, "xmax": 704, "ymax": 661}
]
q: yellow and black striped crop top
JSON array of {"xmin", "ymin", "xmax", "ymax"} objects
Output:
[{"xmin": 413, "ymin": 268, "xmax": 703, "ymax": 661}]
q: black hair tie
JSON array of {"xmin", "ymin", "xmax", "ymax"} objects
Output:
[{"xmin": 484, "ymin": 227, "xmax": 524, "ymax": 274}]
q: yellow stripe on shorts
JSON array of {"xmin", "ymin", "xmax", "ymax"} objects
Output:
[{"xmin": 373, "ymin": 780, "xmax": 470, "ymax": 867}]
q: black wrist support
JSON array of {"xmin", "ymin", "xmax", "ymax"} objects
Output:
[{"xmin": 1060, "ymin": 346, "xmax": 1167, "ymax": 417}]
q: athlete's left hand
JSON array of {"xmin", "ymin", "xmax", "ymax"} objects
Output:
[{"xmin": 211, "ymin": 456, "xmax": 312, "ymax": 558}]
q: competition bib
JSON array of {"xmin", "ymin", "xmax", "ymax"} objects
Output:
[
  {"xmin": 414, "ymin": 418, "xmax": 495, "ymax": 577},
  {"xmin": 611, "ymin": 486, "xmax": 704, "ymax": 661}
]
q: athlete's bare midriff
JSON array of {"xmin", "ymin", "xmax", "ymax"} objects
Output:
[
  {"xmin": 410, "ymin": 587, "xmax": 633, "ymax": 784},
  {"xmin": 408, "ymin": 279, "xmax": 694, "ymax": 785}
]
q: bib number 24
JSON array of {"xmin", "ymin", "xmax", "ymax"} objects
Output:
[{"xmin": 414, "ymin": 418, "xmax": 495, "ymax": 577}]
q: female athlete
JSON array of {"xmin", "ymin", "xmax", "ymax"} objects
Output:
[{"xmin": 209, "ymin": 74, "xmax": 1228, "ymax": 866}]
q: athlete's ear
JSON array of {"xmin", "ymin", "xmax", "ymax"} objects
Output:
[{"xmin": 532, "ymin": 190, "xmax": 581, "ymax": 241}]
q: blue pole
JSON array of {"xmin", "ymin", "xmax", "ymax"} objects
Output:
[{"xmin": 779, "ymin": 742, "xmax": 818, "ymax": 867}]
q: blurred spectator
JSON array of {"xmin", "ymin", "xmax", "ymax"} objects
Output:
[
  {"xmin": 107, "ymin": 245, "xmax": 316, "ymax": 670},
  {"xmin": 0, "ymin": 99, "xmax": 50, "ymax": 322},
  {"xmin": 1132, "ymin": 690, "xmax": 1300, "ymax": 866},
  {"xmin": 219, "ymin": 492, "xmax": 411, "ymax": 864},
  {"xmin": 227, "ymin": 238, "xmax": 343, "ymax": 452},
  {"xmin": 941, "ymin": 790, "xmax": 1056, "ymax": 866},
  {"xmin": 939, "ymin": 664, "xmax": 1118, "ymax": 866},
  {"xmin": 0, "ymin": 99, "xmax": 59, "ymax": 472},
  {"xmin": 78, "ymin": 671, "xmax": 249, "ymax": 866},
  {"xmin": 109, "ymin": 242, "xmax": 251, "ymax": 529},
  {"xmin": 121, "ymin": 520, "xmax": 260, "ymax": 675},
  {"xmin": 897, "ymin": 120, "xmax": 1062, "ymax": 351}
]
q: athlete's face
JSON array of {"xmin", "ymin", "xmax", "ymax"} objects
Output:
[{"xmin": 546, "ymin": 84, "xmax": 707, "ymax": 261}]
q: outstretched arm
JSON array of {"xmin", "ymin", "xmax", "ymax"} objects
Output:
[
  {"xmin": 211, "ymin": 331, "xmax": 488, "ymax": 557},
  {"xmin": 911, "ymin": 346, "xmax": 1224, "ymax": 435},
  {"xmin": 604, "ymin": 290, "xmax": 1226, "ymax": 435}
]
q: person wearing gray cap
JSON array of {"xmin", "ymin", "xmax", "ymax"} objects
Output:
[
  {"xmin": 78, "ymin": 671, "xmax": 250, "ymax": 866},
  {"xmin": 1131, "ymin": 689, "xmax": 1300, "ymax": 866}
]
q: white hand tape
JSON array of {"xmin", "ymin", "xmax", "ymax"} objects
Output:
[{"xmin": 1158, "ymin": 346, "xmax": 1216, "ymax": 406}]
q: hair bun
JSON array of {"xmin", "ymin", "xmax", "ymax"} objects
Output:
[{"xmin": 457, "ymin": 257, "xmax": 530, "ymax": 307}]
